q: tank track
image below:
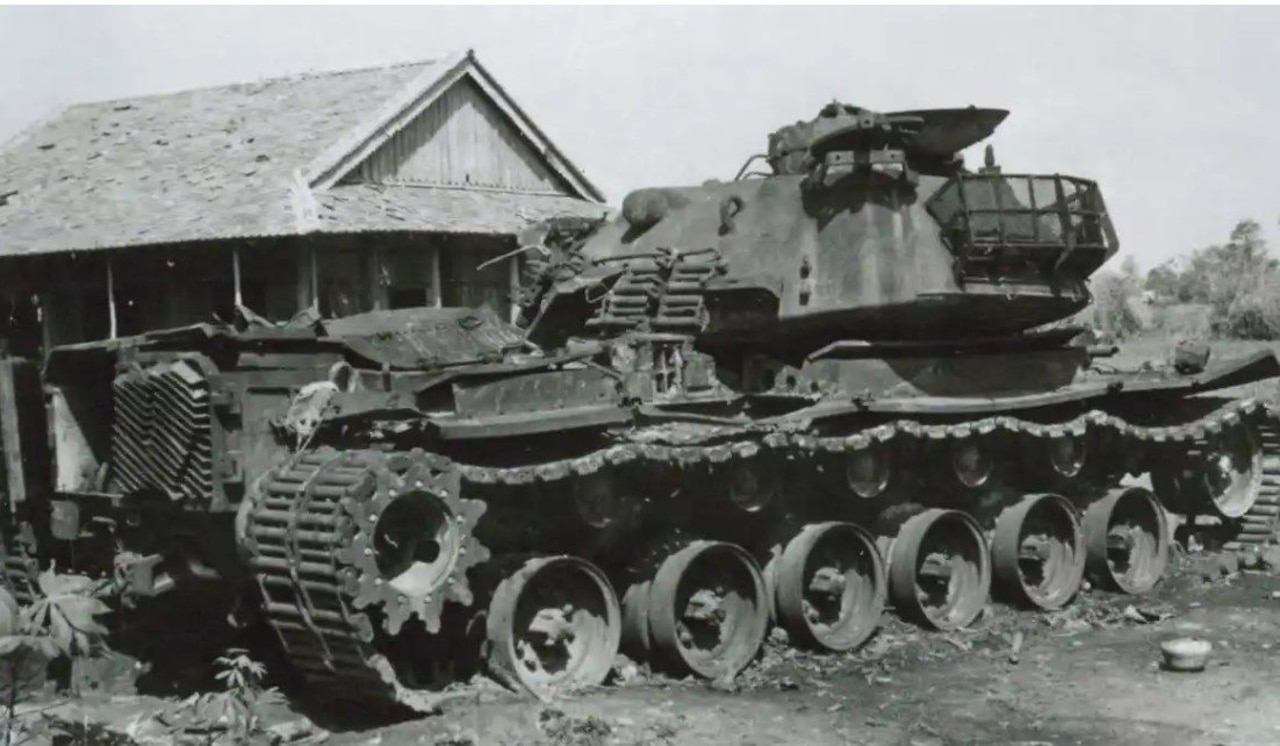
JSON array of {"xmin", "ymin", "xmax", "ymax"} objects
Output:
[
  {"xmin": 457, "ymin": 398, "xmax": 1279, "ymax": 494},
  {"xmin": 242, "ymin": 449, "xmax": 487, "ymax": 714},
  {"xmin": 1224, "ymin": 419, "xmax": 1280, "ymax": 550},
  {"xmin": 247, "ymin": 397, "xmax": 1279, "ymax": 710}
]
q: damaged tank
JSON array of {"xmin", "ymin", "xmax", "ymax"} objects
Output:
[{"xmin": 8, "ymin": 101, "xmax": 1280, "ymax": 713}]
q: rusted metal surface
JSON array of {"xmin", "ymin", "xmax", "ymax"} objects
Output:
[
  {"xmin": 524, "ymin": 103, "xmax": 1116, "ymax": 343},
  {"xmin": 324, "ymin": 307, "xmax": 525, "ymax": 369}
]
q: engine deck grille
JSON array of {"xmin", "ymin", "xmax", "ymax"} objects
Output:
[{"xmin": 109, "ymin": 359, "xmax": 213, "ymax": 501}]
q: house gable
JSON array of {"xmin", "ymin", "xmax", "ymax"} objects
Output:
[
  {"xmin": 341, "ymin": 77, "xmax": 568, "ymax": 195},
  {"xmin": 307, "ymin": 51, "xmax": 603, "ymax": 202}
]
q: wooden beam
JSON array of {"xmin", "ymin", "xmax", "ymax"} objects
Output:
[
  {"xmin": 295, "ymin": 243, "xmax": 319, "ymax": 314},
  {"xmin": 429, "ymin": 244, "xmax": 442, "ymax": 308},
  {"xmin": 370, "ymin": 244, "xmax": 389, "ymax": 311},
  {"xmin": 0, "ymin": 360, "xmax": 27, "ymax": 504},
  {"xmin": 107, "ymin": 257, "xmax": 117, "ymax": 340},
  {"xmin": 508, "ymin": 256, "xmax": 520, "ymax": 324},
  {"xmin": 232, "ymin": 245, "xmax": 244, "ymax": 307}
]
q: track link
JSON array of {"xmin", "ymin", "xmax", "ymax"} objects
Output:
[
  {"xmin": 246, "ymin": 452, "xmax": 385, "ymax": 699},
  {"xmin": 246, "ymin": 398, "xmax": 1278, "ymax": 704},
  {"xmin": 457, "ymin": 398, "xmax": 1278, "ymax": 497},
  {"xmin": 244, "ymin": 449, "xmax": 485, "ymax": 713},
  {"xmin": 1225, "ymin": 419, "xmax": 1280, "ymax": 549}
]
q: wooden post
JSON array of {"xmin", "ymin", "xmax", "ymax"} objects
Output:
[
  {"xmin": 370, "ymin": 245, "xmax": 388, "ymax": 311},
  {"xmin": 295, "ymin": 243, "xmax": 319, "ymax": 313},
  {"xmin": 310, "ymin": 246, "xmax": 319, "ymax": 309},
  {"xmin": 232, "ymin": 245, "xmax": 243, "ymax": 308},
  {"xmin": 508, "ymin": 255, "xmax": 520, "ymax": 324},
  {"xmin": 107, "ymin": 258, "xmax": 118, "ymax": 340},
  {"xmin": 429, "ymin": 245, "xmax": 442, "ymax": 308}
]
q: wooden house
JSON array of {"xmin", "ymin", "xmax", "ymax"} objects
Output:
[{"xmin": 0, "ymin": 50, "xmax": 607, "ymax": 357}]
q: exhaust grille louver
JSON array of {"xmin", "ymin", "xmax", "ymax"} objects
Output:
[{"xmin": 109, "ymin": 359, "xmax": 214, "ymax": 502}]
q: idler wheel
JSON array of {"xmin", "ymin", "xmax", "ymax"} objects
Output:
[
  {"xmin": 1047, "ymin": 434, "xmax": 1088, "ymax": 479},
  {"xmin": 646, "ymin": 541, "xmax": 769, "ymax": 679},
  {"xmin": 991, "ymin": 494, "xmax": 1085, "ymax": 610},
  {"xmin": 888, "ymin": 509, "xmax": 991, "ymax": 631},
  {"xmin": 846, "ymin": 444, "xmax": 892, "ymax": 499},
  {"xmin": 774, "ymin": 522, "xmax": 886, "ymax": 652},
  {"xmin": 1083, "ymin": 487, "xmax": 1169, "ymax": 594},
  {"xmin": 1154, "ymin": 426, "xmax": 1262, "ymax": 519},
  {"xmin": 950, "ymin": 439, "xmax": 994, "ymax": 489},
  {"xmin": 485, "ymin": 556, "xmax": 621, "ymax": 697}
]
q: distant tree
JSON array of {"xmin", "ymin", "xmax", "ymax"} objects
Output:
[
  {"xmin": 1119, "ymin": 255, "xmax": 1140, "ymax": 283},
  {"xmin": 1082, "ymin": 262, "xmax": 1143, "ymax": 341},
  {"xmin": 1145, "ymin": 218, "xmax": 1280, "ymax": 338},
  {"xmin": 1144, "ymin": 260, "xmax": 1181, "ymax": 302}
]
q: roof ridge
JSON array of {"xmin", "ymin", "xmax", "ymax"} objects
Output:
[{"xmin": 62, "ymin": 56, "xmax": 450, "ymax": 112}]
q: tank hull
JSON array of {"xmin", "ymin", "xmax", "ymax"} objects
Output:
[{"xmin": 9, "ymin": 318, "xmax": 1278, "ymax": 713}]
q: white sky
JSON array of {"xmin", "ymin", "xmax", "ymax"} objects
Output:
[{"xmin": 1, "ymin": 5, "xmax": 1277, "ymax": 271}]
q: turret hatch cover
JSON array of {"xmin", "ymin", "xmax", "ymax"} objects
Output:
[{"xmin": 886, "ymin": 107, "xmax": 1010, "ymax": 157}]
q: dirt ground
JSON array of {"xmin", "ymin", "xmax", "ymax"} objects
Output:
[
  {"xmin": 332, "ymin": 557, "xmax": 1280, "ymax": 746},
  {"xmin": 30, "ymin": 549, "xmax": 1278, "ymax": 746}
]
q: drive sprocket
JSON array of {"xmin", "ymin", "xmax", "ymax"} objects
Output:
[
  {"xmin": 242, "ymin": 447, "xmax": 489, "ymax": 711},
  {"xmin": 337, "ymin": 449, "xmax": 489, "ymax": 635}
]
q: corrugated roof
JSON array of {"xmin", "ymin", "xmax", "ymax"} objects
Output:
[{"xmin": 0, "ymin": 53, "xmax": 604, "ymax": 257}]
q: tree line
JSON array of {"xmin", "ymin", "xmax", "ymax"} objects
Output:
[{"xmin": 1083, "ymin": 219, "xmax": 1280, "ymax": 340}]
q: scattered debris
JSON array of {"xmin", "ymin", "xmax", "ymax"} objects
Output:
[
  {"xmin": 1121, "ymin": 605, "xmax": 1175, "ymax": 625},
  {"xmin": 537, "ymin": 707, "xmax": 613, "ymax": 746},
  {"xmin": 1008, "ymin": 631, "xmax": 1024, "ymax": 665},
  {"xmin": 266, "ymin": 717, "xmax": 326, "ymax": 744},
  {"xmin": 1194, "ymin": 553, "xmax": 1241, "ymax": 583}
]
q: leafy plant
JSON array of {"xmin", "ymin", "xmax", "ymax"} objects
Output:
[
  {"xmin": 167, "ymin": 648, "xmax": 283, "ymax": 745},
  {"xmin": 21, "ymin": 569, "xmax": 112, "ymax": 661},
  {"xmin": 0, "ymin": 568, "xmax": 113, "ymax": 746}
]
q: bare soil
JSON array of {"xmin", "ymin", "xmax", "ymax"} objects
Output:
[
  {"xmin": 36, "ymin": 550, "xmax": 1276, "ymax": 746},
  {"xmin": 30, "ymin": 552, "xmax": 1280, "ymax": 746},
  {"xmin": 343, "ymin": 559, "xmax": 1280, "ymax": 746}
]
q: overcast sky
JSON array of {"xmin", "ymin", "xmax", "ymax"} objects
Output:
[{"xmin": 2, "ymin": 5, "xmax": 1276, "ymax": 271}]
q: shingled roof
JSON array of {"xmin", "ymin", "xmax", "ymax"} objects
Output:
[{"xmin": 0, "ymin": 51, "xmax": 606, "ymax": 257}]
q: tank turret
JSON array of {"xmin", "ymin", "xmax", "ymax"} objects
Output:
[{"xmin": 522, "ymin": 104, "xmax": 1118, "ymax": 355}]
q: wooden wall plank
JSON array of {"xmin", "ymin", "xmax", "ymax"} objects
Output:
[{"xmin": 353, "ymin": 79, "xmax": 568, "ymax": 194}]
